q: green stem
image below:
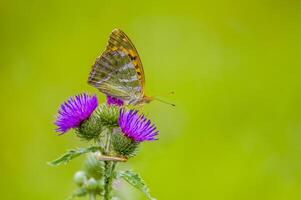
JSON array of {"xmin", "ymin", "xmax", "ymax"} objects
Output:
[
  {"xmin": 104, "ymin": 128, "xmax": 112, "ymax": 154},
  {"xmin": 104, "ymin": 162, "xmax": 112, "ymax": 200},
  {"xmin": 103, "ymin": 128, "xmax": 117, "ymax": 200},
  {"xmin": 89, "ymin": 192, "xmax": 96, "ymax": 200}
]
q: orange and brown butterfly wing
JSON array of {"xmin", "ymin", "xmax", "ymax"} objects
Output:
[
  {"xmin": 106, "ymin": 29, "xmax": 145, "ymax": 89},
  {"xmin": 88, "ymin": 29, "xmax": 146, "ymax": 104}
]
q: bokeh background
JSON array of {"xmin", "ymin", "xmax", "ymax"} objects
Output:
[{"xmin": 1, "ymin": 0, "xmax": 301, "ymax": 199}]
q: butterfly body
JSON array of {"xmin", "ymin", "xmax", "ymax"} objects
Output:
[{"xmin": 88, "ymin": 29, "xmax": 152, "ymax": 105}]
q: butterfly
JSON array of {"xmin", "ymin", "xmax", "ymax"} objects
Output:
[{"xmin": 87, "ymin": 29, "xmax": 153, "ymax": 105}]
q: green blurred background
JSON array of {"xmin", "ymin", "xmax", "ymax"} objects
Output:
[{"xmin": 1, "ymin": 0, "xmax": 301, "ymax": 199}]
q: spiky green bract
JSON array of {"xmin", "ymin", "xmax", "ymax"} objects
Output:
[
  {"xmin": 118, "ymin": 170, "xmax": 156, "ymax": 200},
  {"xmin": 94, "ymin": 104, "xmax": 119, "ymax": 128},
  {"xmin": 48, "ymin": 146, "xmax": 103, "ymax": 166},
  {"xmin": 84, "ymin": 154, "xmax": 105, "ymax": 180},
  {"xmin": 112, "ymin": 130, "xmax": 138, "ymax": 158},
  {"xmin": 75, "ymin": 103, "xmax": 120, "ymax": 141},
  {"xmin": 75, "ymin": 112, "xmax": 103, "ymax": 141}
]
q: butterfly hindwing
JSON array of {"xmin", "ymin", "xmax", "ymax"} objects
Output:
[{"xmin": 88, "ymin": 49, "xmax": 142, "ymax": 102}]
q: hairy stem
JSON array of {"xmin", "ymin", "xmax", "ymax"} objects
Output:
[
  {"xmin": 103, "ymin": 128, "xmax": 117, "ymax": 200},
  {"xmin": 104, "ymin": 128, "xmax": 111, "ymax": 154},
  {"xmin": 104, "ymin": 162, "xmax": 115, "ymax": 200}
]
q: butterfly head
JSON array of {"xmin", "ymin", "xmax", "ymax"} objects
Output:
[
  {"xmin": 139, "ymin": 95, "xmax": 154, "ymax": 104},
  {"xmin": 127, "ymin": 95, "xmax": 153, "ymax": 105},
  {"xmin": 138, "ymin": 95, "xmax": 175, "ymax": 107}
]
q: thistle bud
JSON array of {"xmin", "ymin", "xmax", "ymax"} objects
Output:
[
  {"xmin": 84, "ymin": 154, "xmax": 105, "ymax": 180},
  {"xmin": 73, "ymin": 171, "xmax": 87, "ymax": 186},
  {"xmin": 94, "ymin": 104, "xmax": 119, "ymax": 128},
  {"xmin": 112, "ymin": 130, "xmax": 138, "ymax": 157},
  {"xmin": 86, "ymin": 178, "xmax": 98, "ymax": 192},
  {"xmin": 75, "ymin": 113, "xmax": 103, "ymax": 141}
]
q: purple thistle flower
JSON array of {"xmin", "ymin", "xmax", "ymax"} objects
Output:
[
  {"xmin": 118, "ymin": 109, "xmax": 158, "ymax": 142},
  {"xmin": 107, "ymin": 95, "xmax": 124, "ymax": 107},
  {"xmin": 55, "ymin": 93, "xmax": 98, "ymax": 134}
]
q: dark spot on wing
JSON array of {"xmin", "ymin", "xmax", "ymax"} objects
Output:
[{"xmin": 128, "ymin": 54, "xmax": 137, "ymax": 61}]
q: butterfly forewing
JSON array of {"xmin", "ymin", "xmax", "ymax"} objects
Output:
[
  {"xmin": 88, "ymin": 29, "xmax": 146, "ymax": 104},
  {"xmin": 106, "ymin": 29, "xmax": 145, "ymax": 87}
]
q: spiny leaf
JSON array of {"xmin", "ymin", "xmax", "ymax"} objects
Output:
[
  {"xmin": 118, "ymin": 170, "xmax": 156, "ymax": 200},
  {"xmin": 48, "ymin": 146, "xmax": 103, "ymax": 166}
]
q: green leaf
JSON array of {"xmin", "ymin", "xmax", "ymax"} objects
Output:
[
  {"xmin": 118, "ymin": 170, "xmax": 156, "ymax": 200},
  {"xmin": 48, "ymin": 146, "xmax": 103, "ymax": 166}
]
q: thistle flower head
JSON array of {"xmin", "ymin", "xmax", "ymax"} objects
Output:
[
  {"xmin": 118, "ymin": 109, "xmax": 158, "ymax": 142},
  {"xmin": 55, "ymin": 93, "xmax": 98, "ymax": 134},
  {"xmin": 106, "ymin": 95, "xmax": 124, "ymax": 107}
]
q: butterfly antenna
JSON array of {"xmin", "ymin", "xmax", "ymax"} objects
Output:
[
  {"xmin": 154, "ymin": 97, "xmax": 176, "ymax": 107},
  {"xmin": 155, "ymin": 91, "xmax": 175, "ymax": 97}
]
